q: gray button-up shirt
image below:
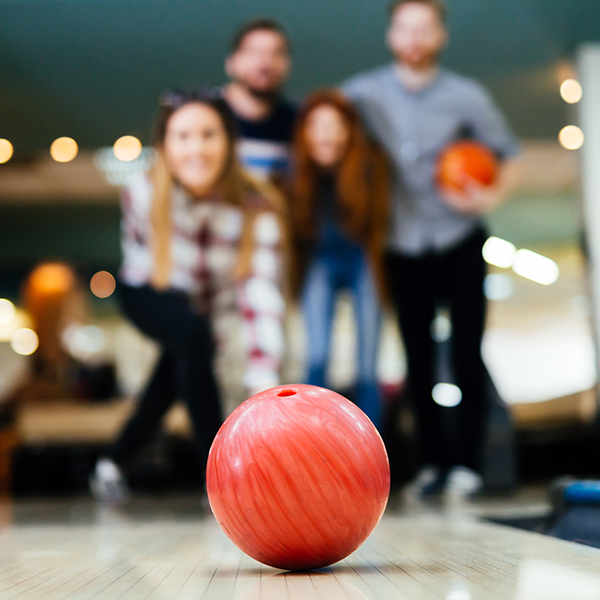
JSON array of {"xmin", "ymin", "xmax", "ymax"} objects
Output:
[{"xmin": 341, "ymin": 64, "xmax": 519, "ymax": 256}]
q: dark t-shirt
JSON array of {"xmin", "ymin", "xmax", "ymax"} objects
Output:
[{"xmin": 230, "ymin": 99, "xmax": 297, "ymax": 181}]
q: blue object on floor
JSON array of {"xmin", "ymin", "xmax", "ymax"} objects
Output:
[
  {"xmin": 548, "ymin": 479, "xmax": 600, "ymax": 549},
  {"xmin": 563, "ymin": 481, "xmax": 600, "ymax": 505}
]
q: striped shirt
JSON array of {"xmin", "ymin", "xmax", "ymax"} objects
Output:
[
  {"xmin": 229, "ymin": 99, "xmax": 297, "ymax": 181},
  {"xmin": 119, "ymin": 173, "xmax": 285, "ymax": 390}
]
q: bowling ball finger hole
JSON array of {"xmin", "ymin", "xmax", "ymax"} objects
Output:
[{"xmin": 277, "ymin": 389, "xmax": 297, "ymax": 397}]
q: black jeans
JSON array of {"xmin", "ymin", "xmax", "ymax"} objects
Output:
[
  {"xmin": 386, "ymin": 228, "xmax": 488, "ymax": 473},
  {"xmin": 110, "ymin": 283, "xmax": 223, "ymax": 470}
]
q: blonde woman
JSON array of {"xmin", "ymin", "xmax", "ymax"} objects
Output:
[{"xmin": 90, "ymin": 89, "xmax": 287, "ymax": 502}]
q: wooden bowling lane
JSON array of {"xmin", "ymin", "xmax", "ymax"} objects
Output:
[{"xmin": 1, "ymin": 498, "xmax": 600, "ymax": 599}]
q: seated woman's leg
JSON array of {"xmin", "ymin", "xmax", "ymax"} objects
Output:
[
  {"xmin": 116, "ymin": 283, "xmax": 222, "ymax": 466},
  {"xmin": 109, "ymin": 350, "xmax": 176, "ymax": 465},
  {"xmin": 172, "ymin": 316, "xmax": 223, "ymax": 466},
  {"xmin": 352, "ymin": 255, "xmax": 383, "ymax": 429},
  {"xmin": 301, "ymin": 258, "xmax": 336, "ymax": 388}
]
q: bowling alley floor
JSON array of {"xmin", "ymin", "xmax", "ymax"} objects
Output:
[{"xmin": 1, "ymin": 490, "xmax": 600, "ymax": 599}]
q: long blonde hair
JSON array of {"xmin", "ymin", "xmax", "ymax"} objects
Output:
[{"xmin": 149, "ymin": 90, "xmax": 288, "ymax": 290}]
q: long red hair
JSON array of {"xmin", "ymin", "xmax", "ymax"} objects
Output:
[{"xmin": 291, "ymin": 90, "xmax": 389, "ymax": 297}]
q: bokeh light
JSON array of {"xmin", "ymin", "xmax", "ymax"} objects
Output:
[
  {"xmin": 62, "ymin": 324, "xmax": 106, "ymax": 364},
  {"xmin": 560, "ymin": 79, "xmax": 583, "ymax": 104},
  {"xmin": 484, "ymin": 273, "xmax": 514, "ymax": 301},
  {"xmin": 11, "ymin": 328, "xmax": 39, "ymax": 356},
  {"xmin": 113, "ymin": 135, "xmax": 142, "ymax": 162},
  {"xmin": 28, "ymin": 263, "xmax": 75, "ymax": 296},
  {"xmin": 482, "ymin": 237, "xmax": 517, "ymax": 269},
  {"xmin": 512, "ymin": 249, "xmax": 560, "ymax": 286},
  {"xmin": 432, "ymin": 383, "xmax": 463, "ymax": 408},
  {"xmin": 50, "ymin": 137, "xmax": 79, "ymax": 162},
  {"xmin": 90, "ymin": 271, "xmax": 116, "ymax": 299},
  {"xmin": 559, "ymin": 126, "xmax": 584, "ymax": 151},
  {"xmin": 0, "ymin": 309, "xmax": 33, "ymax": 343},
  {"xmin": 0, "ymin": 139, "xmax": 14, "ymax": 164},
  {"xmin": 0, "ymin": 299, "xmax": 16, "ymax": 326},
  {"xmin": 430, "ymin": 314, "xmax": 452, "ymax": 343}
]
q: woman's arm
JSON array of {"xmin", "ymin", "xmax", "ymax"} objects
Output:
[
  {"xmin": 119, "ymin": 175, "xmax": 154, "ymax": 286},
  {"xmin": 236, "ymin": 210, "xmax": 287, "ymax": 395}
]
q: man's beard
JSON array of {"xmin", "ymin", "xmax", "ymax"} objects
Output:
[
  {"xmin": 398, "ymin": 48, "xmax": 442, "ymax": 70},
  {"xmin": 237, "ymin": 78, "xmax": 282, "ymax": 103}
]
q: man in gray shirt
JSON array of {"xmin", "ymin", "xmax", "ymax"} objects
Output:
[{"xmin": 342, "ymin": 0, "xmax": 521, "ymax": 497}]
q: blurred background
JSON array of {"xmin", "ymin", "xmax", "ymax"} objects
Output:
[{"xmin": 0, "ymin": 0, "xmax": 598, "ymax": 497}]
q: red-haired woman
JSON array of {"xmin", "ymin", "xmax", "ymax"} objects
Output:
[
  {"xmin": 90, "ymin": 88, "xmax": 287, "ymax": 502},
  {"xmin": 291, "ymin": 91, "xmax": 388, "ymax": 429}
]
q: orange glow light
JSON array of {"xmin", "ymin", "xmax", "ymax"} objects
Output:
[
  {"xmin": 90, "ymin": 271, "xmax": 116, "ymax": 299},
  {"xmin": 0, "ymin": 139, "xmax": 14, "ymax": 164},
  {"xmin": 28, "ymin": 263, "xmax": 76, "ymax": 297},
  {"xmin": 113, "ymin": 136, "xmax": 142, "ymax": 162},
  {"xmin": 50, "ymin": 137, "xmax": 78, "ymax": 163}
]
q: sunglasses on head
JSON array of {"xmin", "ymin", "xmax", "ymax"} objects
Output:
[{"xmin": 158, "ymin": 86, "xmax": 226, "ymax": 109}]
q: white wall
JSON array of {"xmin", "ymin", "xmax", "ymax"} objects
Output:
[{"xmin": 578, "ymin": 44, "xmax": 600, "ymax": 381}]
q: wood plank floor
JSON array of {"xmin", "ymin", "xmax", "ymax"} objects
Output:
[{"xmin": 0, "ymin": 496, "xmax": 599, "ymax": 599}]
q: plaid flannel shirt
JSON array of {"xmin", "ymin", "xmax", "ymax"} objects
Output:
[{"xmin": 119, "ymin": 173, "xmax": 285, "ymax": 390}]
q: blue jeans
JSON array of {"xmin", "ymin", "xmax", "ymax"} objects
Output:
[{"xmin": 301, "ymin": 251, "xmax": 382, "ymax": 429}]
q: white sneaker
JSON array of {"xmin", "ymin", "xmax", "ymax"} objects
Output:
[
  {"xmin": 445, "ymin": 466, "xmax": 483, "ymax": 498},
  {"xmin": 89, "ymin": 458, "xmax": 130, "ymax": 504},
  {"xmin": 406, "ymin": 466, "xmax": 446, "ymax": 497}
]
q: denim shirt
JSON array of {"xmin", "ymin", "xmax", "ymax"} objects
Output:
[{"xmin": 313, "ymin": 175, "xmax": 363, "ymax": 261}]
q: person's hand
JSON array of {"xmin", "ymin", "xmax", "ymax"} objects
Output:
[{"xmin": 441, "ymin": 175, "xmax": 502, "ymax": 215}]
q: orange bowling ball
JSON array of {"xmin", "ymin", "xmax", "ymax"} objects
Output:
[
  {"xmin": 206, "ymin": 384, "xmax": 390, "ymax": 571},
  {"xmin": 437, "ymin": 140, "xmax": 499, "ymax": 194}
]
